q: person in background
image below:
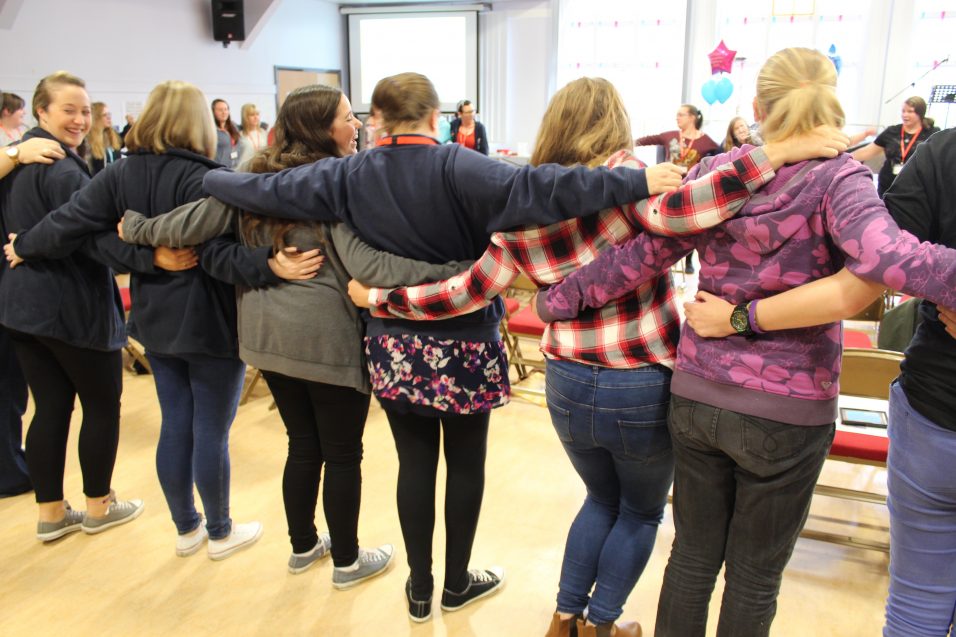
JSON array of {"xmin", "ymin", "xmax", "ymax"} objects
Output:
[
  {"xmin": 119, "ymin": 113, "xmax": 135, "ymax": 142},
  {"xmin": 635, "ymin": 104, "xmax": 718, "ymax": 274},
  {"xmin": 87, "ymin": 102, "xmax": 122, "ymax": 175},
  {"xmin": 212, "ymin": 98, "xmax": 240, "ymax": 168},
  {"xmin": 237, "ymin": 103, "xmax": 267, "ymax": 166},
  {"xmin": 852, "ymin": 96, "xmax": 939, "ymax": 197},
  {"xmin": 0, "ymin": 106, "xmax": 67, "ymax": 498},
  {"xmin": 722, "ymin": 116, "xmax": 753, "ymax": 151},
  {"xmin": 0, "ymin": 92, "xmax": 27, "ymax": 146},
  {"xmin": 0, "ymin": 71, "xmax": 160, "ymax": 541},
  {"xmin": 535, "ymin": 47, "xmax": 956, "ymax": 637},
  {"xmin": 449, "ymin": 99, "xmax": 488, "ymax": 155}
]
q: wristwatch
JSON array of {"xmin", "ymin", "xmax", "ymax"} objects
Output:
[
  {"xmin": 730, "ymin": 302, "xmax": 755, "ymax": 337},
  {"xmin": 4, "ymin": 145, "xmax": 19, "ymax": 167}
]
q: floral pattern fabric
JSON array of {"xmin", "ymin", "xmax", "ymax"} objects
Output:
[{"xmin": 365, "ymin": 334, "xmax": 510, "ymax": 414}]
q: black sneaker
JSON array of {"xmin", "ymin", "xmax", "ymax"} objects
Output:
[
  {"xmin": 440, "ymin": 567, "xmax": 505, "ymax": 612},
  {"xmin": 405, "ymin": 577, "xmax": 432, "ymax": 622}
]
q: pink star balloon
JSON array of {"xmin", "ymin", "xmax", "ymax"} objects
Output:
[{"xmin": 708, "ymin": 40, "xmax": 737, "ymax": 74}]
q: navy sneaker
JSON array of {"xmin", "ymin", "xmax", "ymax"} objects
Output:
[
  {"xmin": 440, "ymin": 567, "xmax": 505, "ymax": 612},
  {"xmin": 405, "ymin": 577, "xmax": 432, "ymax": 622}
]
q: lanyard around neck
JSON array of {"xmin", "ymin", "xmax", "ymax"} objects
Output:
[{"xmin": 899, "ymin": 126, "xmax": 922, "ymax": 163}]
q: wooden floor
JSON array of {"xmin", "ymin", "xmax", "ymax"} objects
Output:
[{"xmin": 0, "ymin": 275, "xmax": 892, "ymax": 636}]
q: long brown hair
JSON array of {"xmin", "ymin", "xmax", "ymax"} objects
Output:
[
  {"xmin": 530, "ymin": 77, "xmax": 632, "ymax": 168},
  {"xmin": 212, "ymin": 98, "xmax": 240, "ymax": 144},
  {"xmin": 240, "ymin": 85, "xmax": 344, "ymax": 250},
  {"xmin": 88, "ymin": 102, "xmax": 123, "ymax": 160},
  {"xmin": 722, "ymin": 116, "xmax": 749, "ymax": 152}
]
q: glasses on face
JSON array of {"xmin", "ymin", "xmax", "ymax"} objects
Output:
[
  {"xmin": 676, "ymin": 112, "xmax": 690, "ymax": 118},
  {"xmin": 461, "ymin": 109, "xmax": 475, "ymax": 115}
]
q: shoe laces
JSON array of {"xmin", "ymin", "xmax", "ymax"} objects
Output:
[
  {"xmin": 360, "ymin": 547, "xmax": 389, "ymax": 564},
  {"xmin": 467, "ymin": 569, "xmax": 495, "ymax": 584}
]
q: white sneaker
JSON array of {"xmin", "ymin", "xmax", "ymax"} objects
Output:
[
  {"xmin": 207, "ymin": 521, "xmax": 263, "ymax": 561},
  {"xmin": 176, "ymin": 516, "xmax": 209, "ymax": 557}
]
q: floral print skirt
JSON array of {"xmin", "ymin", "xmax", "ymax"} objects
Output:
[{"xmin": 365, "ymin": 333, "xmax": 510, "ymax": 415}]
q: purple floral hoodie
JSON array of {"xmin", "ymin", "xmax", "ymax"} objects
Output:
[{"xmin": 537, "ymin": 147, "xmax": 956, "ymax": 426}]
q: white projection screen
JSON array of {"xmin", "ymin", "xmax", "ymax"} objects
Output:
[{"xmin": 347, "ymin": 11, "xmax": 478, "ymax": 113}]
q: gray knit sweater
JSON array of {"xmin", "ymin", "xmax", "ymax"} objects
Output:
[{"xmin": 122, "ymin": 198, "xmax": 469, "ymax": 392}]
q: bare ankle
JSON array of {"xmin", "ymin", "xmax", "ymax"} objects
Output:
[{"xmin": 37, "ymin": 501, "xmax": 66, "ymax": 523}]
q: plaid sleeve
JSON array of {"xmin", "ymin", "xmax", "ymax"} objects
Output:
[
  {"xmin": 368, "ymin": 241, "xmax": 520, "ymax": 320},
  {"xmin": 622, "ymin": 146, "xmax": 776, "ymax": 237}
]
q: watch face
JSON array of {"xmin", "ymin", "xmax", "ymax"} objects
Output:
[
  {"xmin": 730, "ymin": 306, "xmax": 749, "ymax": 333},
  {"xmin": 5, "ymin": 146, "xmax": 17, "ymax": 158}
]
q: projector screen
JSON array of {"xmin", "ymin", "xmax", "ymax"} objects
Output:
[{"xmin": 347, "ymin": 11, "xmax": 478, "ymax": 113}]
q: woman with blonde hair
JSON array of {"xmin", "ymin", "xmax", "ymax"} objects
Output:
[
  {"xmin": 236, "ymin": 103, "xmax": 267, "ymax": 166},
  {"xmin": 6, "ymin": 80, "xmax": 283, "ymax": 559},
  {"xmin": 535, "ymin": 48, "xmax": 956, "ymax": 636},
  {"xmin": 87, "ymin": 102, "xmax": 122, "ymax": 175},
  {"xmin": 0, "ymin": 71, "xmax": 163, "ymax": 541},
  {"xmin": 346, "ymin": 76, "xmax": 843, "ymax": 636}
]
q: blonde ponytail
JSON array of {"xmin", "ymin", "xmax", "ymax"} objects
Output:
[{"xmin": 756, "ymin": 48, "xmax": 844, "ymax": 143}]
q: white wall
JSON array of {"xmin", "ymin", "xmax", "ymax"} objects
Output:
[
  {"xmin": 0, "ymin": 0, "xmax": 345, "ymax": 129},
  {"xmin": 479, "ymin": 0, "xmax": 553, "ymax": 153}
]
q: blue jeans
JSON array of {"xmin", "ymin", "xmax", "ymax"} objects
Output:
[
  {"xmin": 545, "ymin": 358, "xmax": 674, "ymax": 625},
  {"xmin": 655, "ymin": 395, "xmax": 834, "ymax": 637},
  {"xmin": 148, "ymin": 352, "xmax": 245, "ymax": 540},
  {"xmin": 885, "ymin": 381, "xmax": 956, "ymax": 637}
]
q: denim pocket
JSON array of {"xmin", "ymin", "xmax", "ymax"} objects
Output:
[
  {"xmin": 667, "ymin": 394, "xmax": 697, "ymax": 440},
  {"xmin": 618, "ymin": 418, "xmax": 672, "ymax": 462},
  {"xmin": 740, "ymin": 416, "xmax": 808, "ymax": 464},
  {"xmin": 547, "ymin": 402, "xmax": 573, "ymax": 443}
]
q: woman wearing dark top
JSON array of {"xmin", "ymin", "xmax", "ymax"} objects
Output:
[
  {"xmin": 200, "ymin": 71, "xmax": 682, "ymax": 621},
  {"xmin": 7, "ymin": 80, "xmax": 282, "ymax": 560},
  {"xmin": 212, "ymin": 98, "xmax": 240, "ymax": 167},
  {"xmin": 448, "ymin": 99, "xmax": 488, "ymax": 155},
  {"xmin": 0, "ymin": 71, "xmax": 161, "ymax": 541},
  {"xmin": 635, "ymin": 104, "xmax": 718, "ymax": 273},
  {"xmin": 852, "ymin": 96, "xmax": 939, "ymax": 197}
]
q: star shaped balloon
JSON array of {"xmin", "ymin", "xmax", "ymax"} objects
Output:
[{"xmin": 708, "ymin": 40, "xmax": 737, "ymax": 74}]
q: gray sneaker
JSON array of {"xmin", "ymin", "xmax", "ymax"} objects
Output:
[
  {"xmin": 36, "ymin": 502, "xmax": 85, "ymax": 542},
  {"xmin": 288, "ymin": 532, "xmax": 332, "ymax": 574},
  {"xmin": 81, "ymin": 492, "xmax": 145, "ymax": 534},
  {"xmin": 332, "ymin": 544, "xmax": 394, "ymax": 590}
]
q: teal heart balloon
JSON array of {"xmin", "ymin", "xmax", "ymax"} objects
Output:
[
  {"xmin": 701, "ymin": 79, "xmax": 719, "ymax": 105},
  {"xmin": 715, "ymin": 76, "xmax": 734, "ymax": 103}
]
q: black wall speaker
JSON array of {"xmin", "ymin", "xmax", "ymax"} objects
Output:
[{"xmin": 212, "ymin": 0, "xmax": 245, "ymax": 46}]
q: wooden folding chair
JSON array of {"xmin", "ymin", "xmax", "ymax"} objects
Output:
[
  {"xmin": 499, "ymin": 274, "xmax": 547, "ymax": 395},
  {"xmin": 800, "ymin": 347, "xmax": 902, "ymax": 553},
  {"xmin": 118, "ymin": 286, "xmax": 151, "ymax": 374}
]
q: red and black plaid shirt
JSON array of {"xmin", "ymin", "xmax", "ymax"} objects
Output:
[{"xmin": 369, "ymin": 148, "xmax": 776, "ymax": 368}]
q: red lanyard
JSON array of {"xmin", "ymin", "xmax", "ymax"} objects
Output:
[
  {"xmin": 899, "ymin": 126, "xmax": 922, "ymax": 163},
  {"xmin": 376, "ymin": 134, "xmax": 439, "ymax": 147},
  {"xmin": 678, "ymin": 134, "xmax": 695, "ymax": 161},
  {"xmin": 0, "ymin": 125, "xmax": 20, "ymax": 142}
]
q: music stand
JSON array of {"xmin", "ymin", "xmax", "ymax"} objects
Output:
[{"xmin": 929, "ymin": 84, "xmax": 956, "ymax": 129}]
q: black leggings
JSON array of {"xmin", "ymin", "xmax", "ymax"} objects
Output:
[
  {"xmin": 385, "ymin": 406, "xmax": 490, "ymax": 597},
  {"xmin": 262, "ymin": 371, "xmax": 370, "ymax": 566},
  {"xmin": 9, "ymin": 330, "xmax": 122, "ymax": 503}
]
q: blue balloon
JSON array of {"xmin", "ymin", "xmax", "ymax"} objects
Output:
[
  {"xmin": 701, "ymin": 79, "xmax": 719, "ymax": 105},
  {"xmin": 828, "ymin": 44, "xmax": 842, "ymax": 75},
  {"xmin": 715, "ymin": 76, "xmax": 734, "ymax": 104}
]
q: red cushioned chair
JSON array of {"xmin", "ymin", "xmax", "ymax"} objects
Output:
[
  {"xmin": 843, "ymin": 328, "xmax": 874, "ymax": 349},
  {"xmin": 118, "ymin": 286, "xmax": 151, "ymax": 374},
  {"xmin": 800, "ymin": 347, "xmax": 902, "ymax": 553}
]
